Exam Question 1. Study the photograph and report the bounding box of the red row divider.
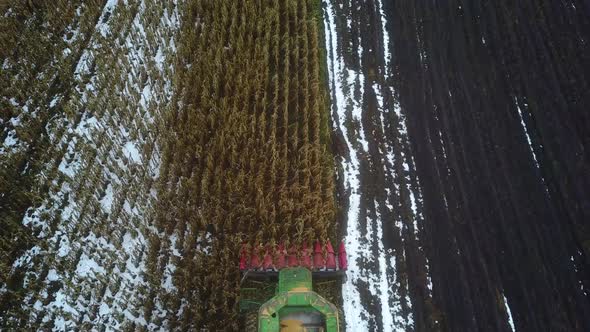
[239,241,347,272]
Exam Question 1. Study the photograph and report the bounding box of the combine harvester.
[239,241,347,331]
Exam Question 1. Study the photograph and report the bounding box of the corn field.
[0,0,336,330]
[158,0,336,328]
[5,0,589,330]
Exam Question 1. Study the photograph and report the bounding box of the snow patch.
[100,182,114,212]
[47,269,60,282]
[124,141,142,164]
[503,294,516,331]
[76,253,106,277]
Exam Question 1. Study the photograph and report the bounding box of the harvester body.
[240,241,347,331]
[257,267,339,332]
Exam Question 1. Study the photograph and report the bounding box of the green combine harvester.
[257,267,339,331]
[239,241,347,331]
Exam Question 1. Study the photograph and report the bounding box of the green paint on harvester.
[257,267,339,331]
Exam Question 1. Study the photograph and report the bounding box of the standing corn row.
[148,0,336,329]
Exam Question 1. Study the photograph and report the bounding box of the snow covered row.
[323,0,429,330]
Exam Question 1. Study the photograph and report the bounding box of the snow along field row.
[323,0,431,330]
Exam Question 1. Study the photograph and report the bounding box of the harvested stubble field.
[1,0,337,330]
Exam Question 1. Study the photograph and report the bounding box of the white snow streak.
[324,1,367,329]
[514,98,539,167]
[514,97,549,194]
[503,294,516,331]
